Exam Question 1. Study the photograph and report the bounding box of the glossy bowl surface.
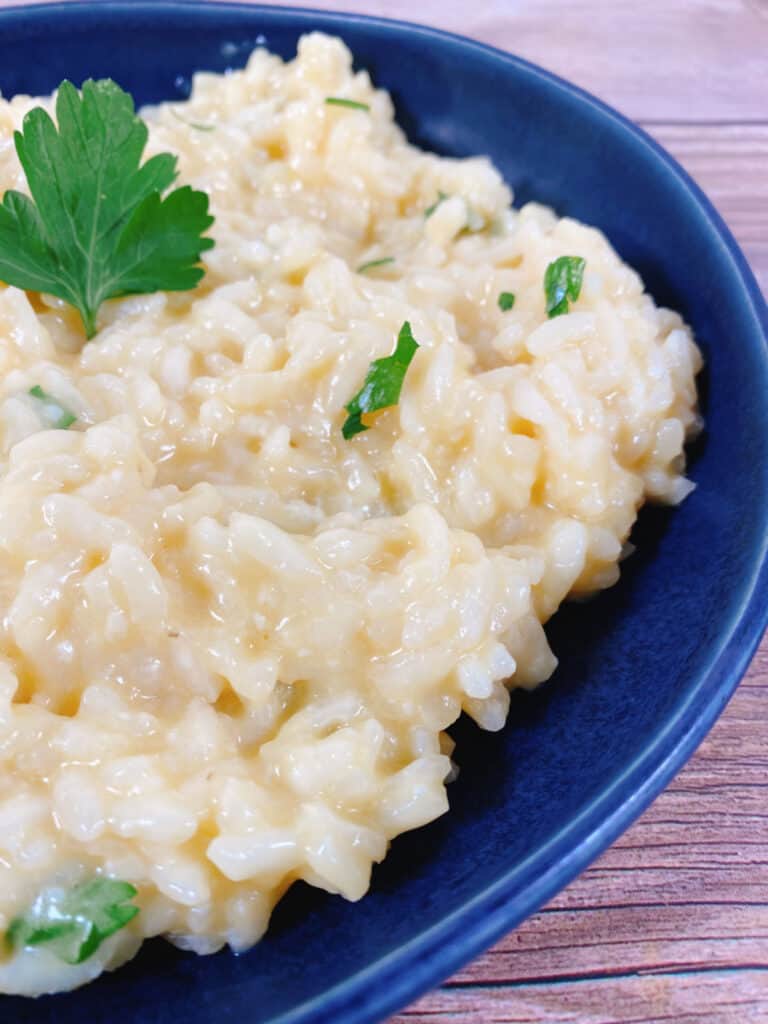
[2,4,767,1023]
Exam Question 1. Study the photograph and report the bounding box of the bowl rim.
[2,3,768,1023]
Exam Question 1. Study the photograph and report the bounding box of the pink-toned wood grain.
[389,671,768,1022]
[7,1,768,1021]
[259,0,768,122]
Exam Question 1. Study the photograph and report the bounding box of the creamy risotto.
[0,34,701,995]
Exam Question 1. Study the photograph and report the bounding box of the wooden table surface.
[258,2,768,1021]
[9,1,768,1021]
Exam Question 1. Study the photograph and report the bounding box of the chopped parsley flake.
[170,108,216,132]
[544,256,586,318]
[357,257,395,274]
[28,385,77,429]
[424,191,449,218]
[325,97,370,111]
[342,321,419,439]
[6,878,139,965]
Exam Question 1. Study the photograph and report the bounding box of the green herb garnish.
[544,256,586,318]
[170,108,216,132]
[325,97,370,111]
[357,257,395,274]
[498,291,516,311]
[424,191,449,218]
[342,321,419,439]
[0,78,215,339]
[28,384,77,429]
[6,878,139,965]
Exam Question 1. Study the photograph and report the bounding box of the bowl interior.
[2,5,768,1024]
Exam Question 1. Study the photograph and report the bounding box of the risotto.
[0,34,701,995]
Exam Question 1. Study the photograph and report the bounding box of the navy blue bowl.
[3,3,768,1023]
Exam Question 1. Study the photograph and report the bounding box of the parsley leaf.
[325,97,370,111]
[544,256,586,318]
[498,291,516,311]
[342,321,419,439]
[29,384,76,429]
[357,257,395,274]
[424,191,449,218]
[6,878,139,965]
[0,78,214,339]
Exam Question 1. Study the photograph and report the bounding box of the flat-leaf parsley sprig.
[342,321,419,439]
[0,78,214,339]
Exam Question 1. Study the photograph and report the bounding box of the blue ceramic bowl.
[2,4,768,1023]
